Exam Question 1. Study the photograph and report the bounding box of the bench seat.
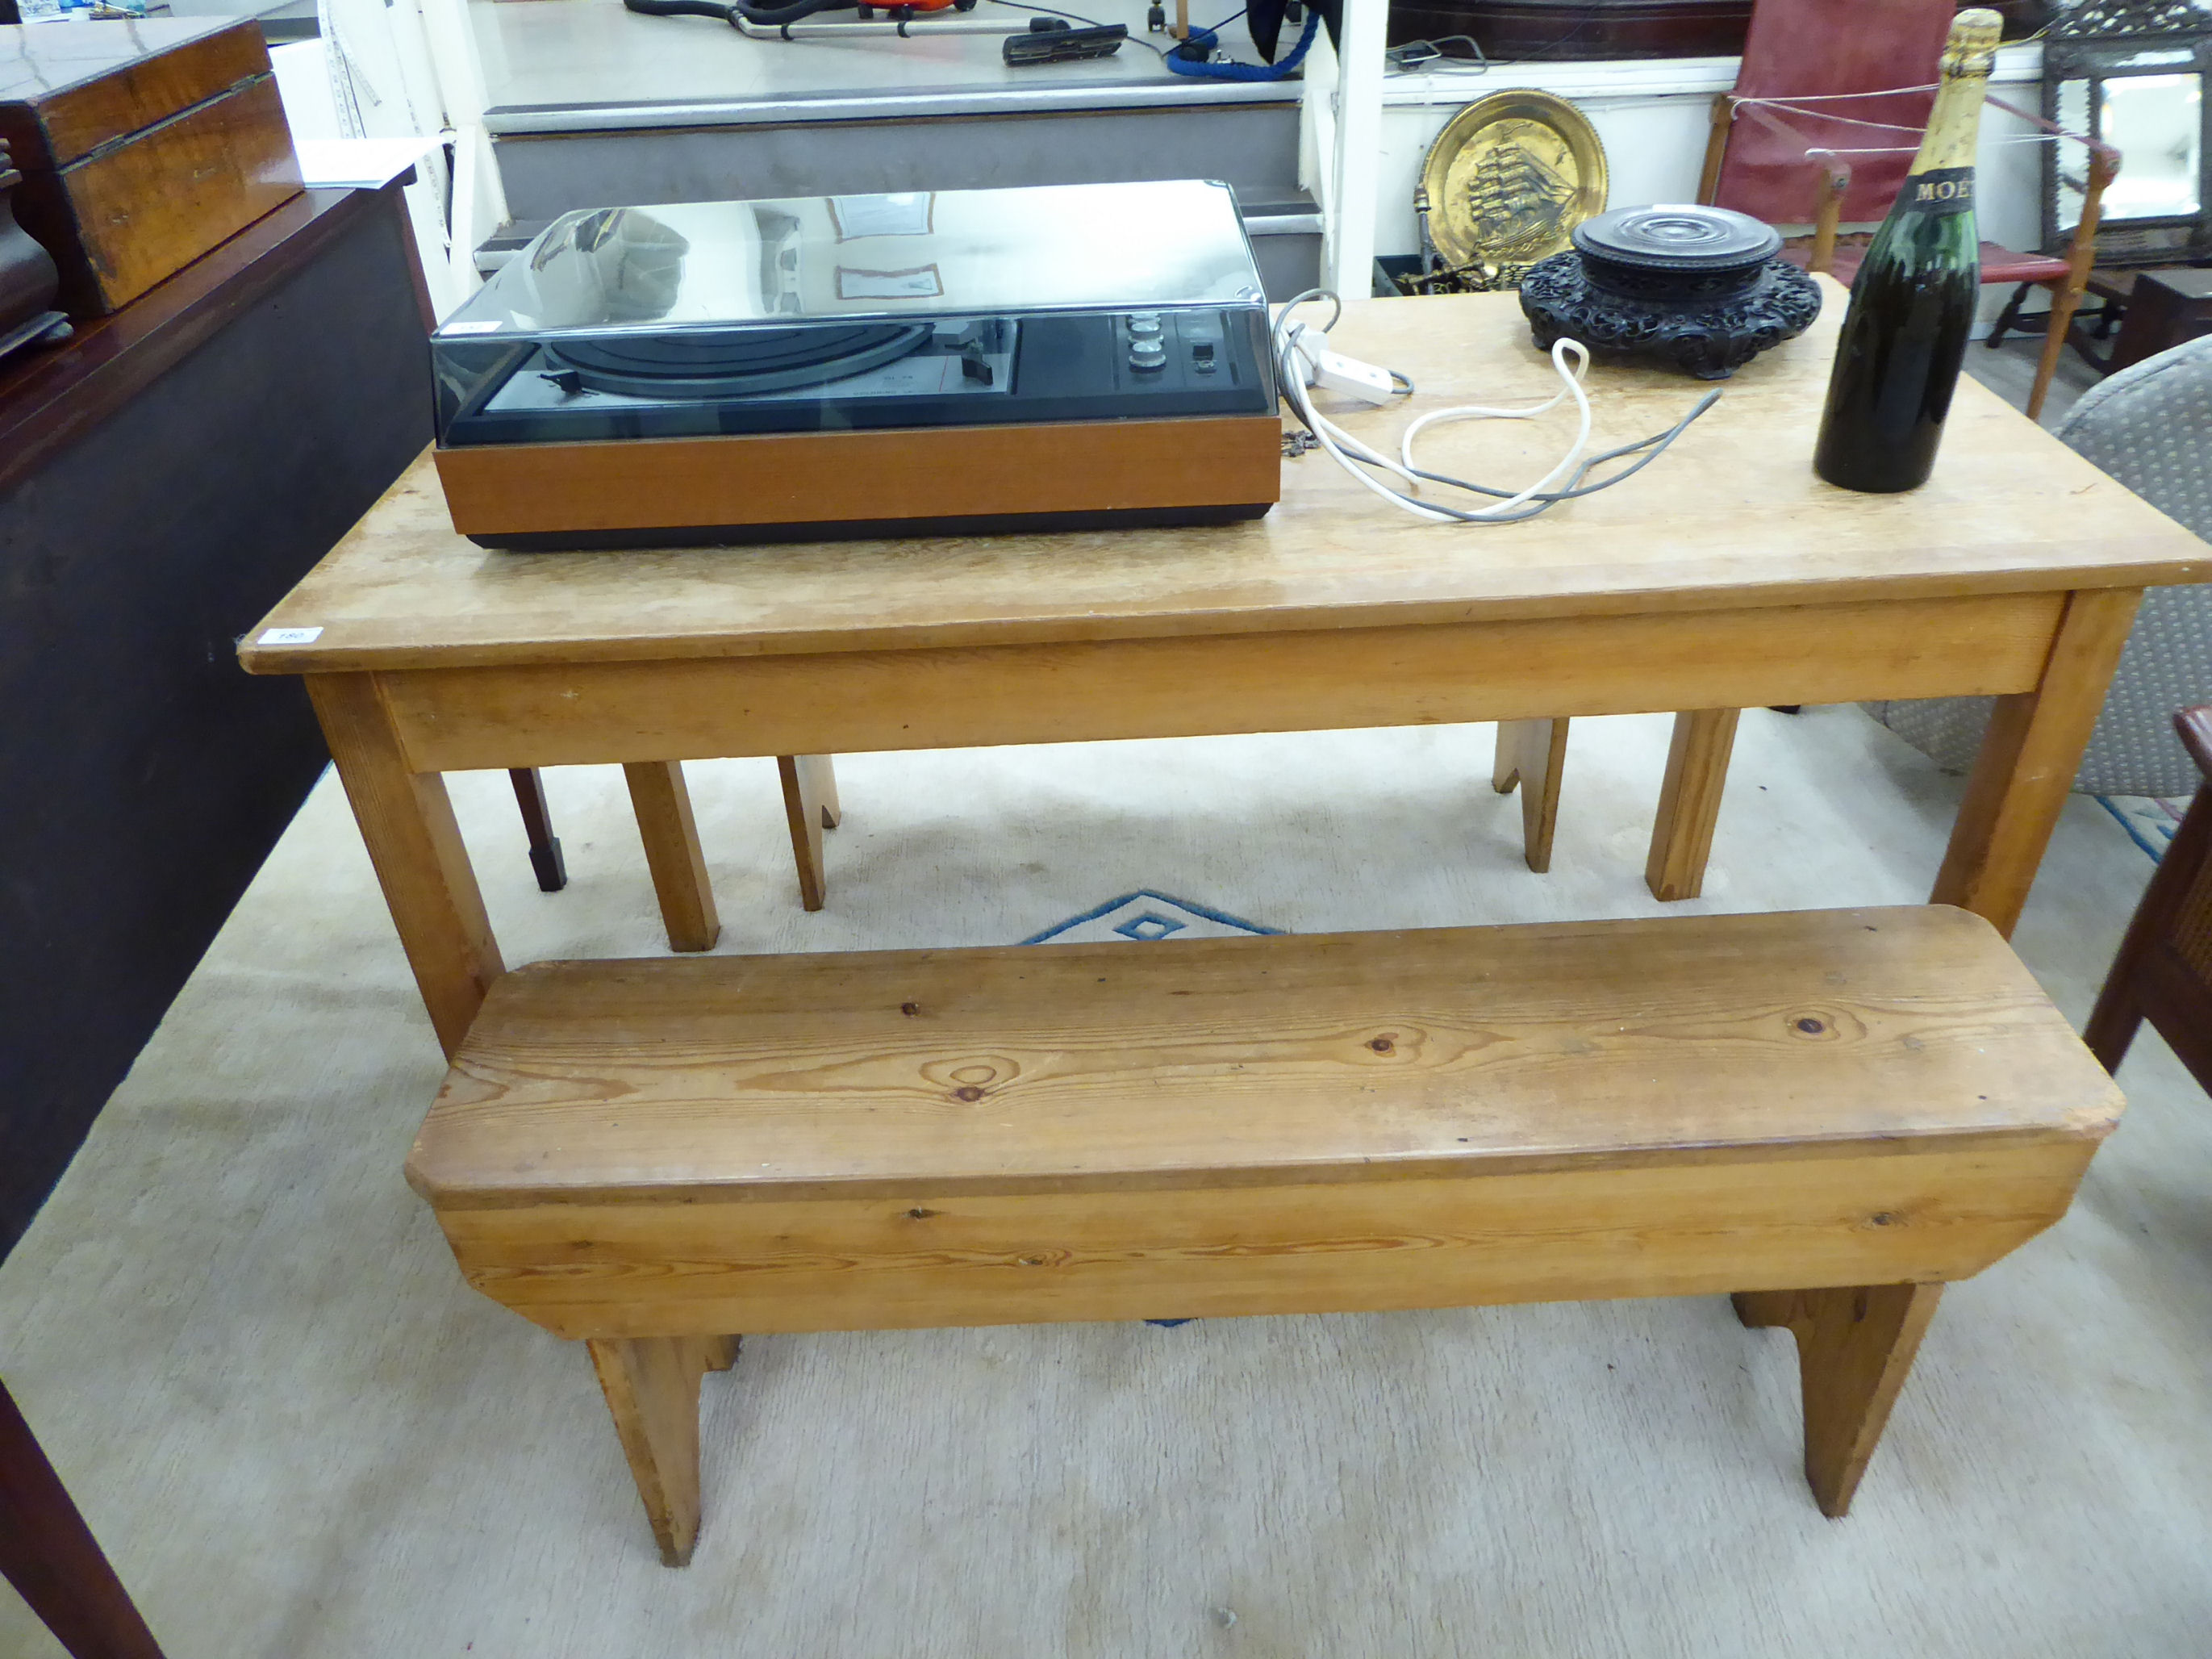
[407,905,2121,1565]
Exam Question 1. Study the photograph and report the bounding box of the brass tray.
[1416,90,1609,288]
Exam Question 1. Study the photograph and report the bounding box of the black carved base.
[1519,252,1823,380]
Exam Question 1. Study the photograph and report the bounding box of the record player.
[429,180,1282,549]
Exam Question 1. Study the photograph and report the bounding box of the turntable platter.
[547,322,933,399]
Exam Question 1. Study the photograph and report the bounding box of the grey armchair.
[1868,334,2212,798]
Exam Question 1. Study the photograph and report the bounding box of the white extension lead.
[1273,290,1722,526]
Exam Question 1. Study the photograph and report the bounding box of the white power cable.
[1271,289,1722,525]
[1283,291,1610,526]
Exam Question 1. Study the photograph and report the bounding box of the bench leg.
[1491,718,1570,873]
[778,755,838,912]
[586,1335,739,1568]
[1646,708,1739,902]
[1734,1283,1942,1518]
[624,762,721,953]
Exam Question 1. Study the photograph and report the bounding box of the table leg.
[778,755,835,912]
[308,675,503,1059]
[1931,588,2143,937]
[624,762,721,953]
[1646,708,1740,902]
[1491,718,1570,874]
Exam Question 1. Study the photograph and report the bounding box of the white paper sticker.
[836,264,944,301]
[443,320,503,335]
[257,626,323,645]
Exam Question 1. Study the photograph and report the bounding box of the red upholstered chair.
[1696,0,2119,422]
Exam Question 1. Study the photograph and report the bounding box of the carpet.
[2101,793,2195,863]
[4,708,2210,1659]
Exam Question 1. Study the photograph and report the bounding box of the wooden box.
[0,19,302,316]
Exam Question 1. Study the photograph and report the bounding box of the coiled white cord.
[1273,289,1719,525]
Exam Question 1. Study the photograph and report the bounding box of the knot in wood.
[952,1085,985,1102]
[1369,1035,1396,1054]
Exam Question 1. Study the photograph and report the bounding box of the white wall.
[1374,44,2051,268]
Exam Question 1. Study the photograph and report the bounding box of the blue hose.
[1165,4,1317,78]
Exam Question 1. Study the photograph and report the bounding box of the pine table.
[240,282,2208,1057]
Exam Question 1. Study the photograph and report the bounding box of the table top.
[241,282,2209,678]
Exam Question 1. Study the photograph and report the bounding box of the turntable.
[429,180,1282,549]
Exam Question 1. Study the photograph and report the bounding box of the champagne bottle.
[1812,8,1999,493]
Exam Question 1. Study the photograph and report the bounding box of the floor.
[3,701,2209,1659]
[1967,327,2105,427]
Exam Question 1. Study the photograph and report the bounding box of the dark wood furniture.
[0,178,433,1256]
[0,136,65,361]
[2039,5,2212,271]
[0,20,302,317]
[2087,267,2212,375]
[2085,707,2212,1091]
[1,1377,166,1659]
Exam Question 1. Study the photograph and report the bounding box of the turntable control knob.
[1127,313,1163,339]
[1129,338,1167,371]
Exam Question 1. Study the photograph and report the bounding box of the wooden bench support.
[586,1335,738,1567]
[409,907,2119,1561]
[1491,718,1570,872]
[1734,1281,1943,1517]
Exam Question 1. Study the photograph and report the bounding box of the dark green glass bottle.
[1812,8,1999,493]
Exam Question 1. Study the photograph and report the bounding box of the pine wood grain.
[1646,707,1742,902]
[240,284,2206,679]
[1932,587,2145,935]
[306,675,500,1059]
[1491,717,1570,872]
[621,762,718,953]
[439,1143,2092,1341]
[366,592,2066,774]
[408,906,2117,1209]
[1734,1283,1944,1517]
[586,1335,733,1567]
[413,906,2120,1552]
[775,756,831,913]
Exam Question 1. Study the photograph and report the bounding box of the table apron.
[371,591,2068,773]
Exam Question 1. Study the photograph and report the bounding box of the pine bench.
[406,906,2122,1565]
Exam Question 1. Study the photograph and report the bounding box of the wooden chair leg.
[1984,281,2034,352]
[0,1377,169,1659]
[1732,1282,1943,1518]
[586,1335,738,1568]
[507,767,567,893]
[2084,776,2212,1072]
[1646,708,1740,902]
[777,755,835,912]
[2027,277,2085,423]
[623,762,720,952]
[1491,718,1570,873]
